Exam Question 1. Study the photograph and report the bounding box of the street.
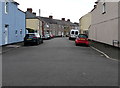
[2,38,118,86]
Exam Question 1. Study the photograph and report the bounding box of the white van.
[69,29,79,40]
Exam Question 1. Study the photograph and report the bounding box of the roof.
[38,17,57,24]
[26,11,37,19]
[25,12,77,27]
[39,16,77,26]
[8,0,19,5]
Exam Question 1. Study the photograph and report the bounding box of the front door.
[5,25,8,44]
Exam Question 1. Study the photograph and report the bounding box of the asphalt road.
[2,38,118,86]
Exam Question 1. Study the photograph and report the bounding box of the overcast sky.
[15,0,97,23]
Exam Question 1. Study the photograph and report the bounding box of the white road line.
[91,46,119,62]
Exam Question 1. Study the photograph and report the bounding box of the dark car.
[24,33,43,45]
[75,34,89,46]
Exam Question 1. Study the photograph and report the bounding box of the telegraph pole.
[39,9,42,36]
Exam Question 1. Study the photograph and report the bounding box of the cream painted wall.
[26,19,42,31]
[26,19,42,35]
[80,13,91,34]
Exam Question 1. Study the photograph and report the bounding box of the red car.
[75,34,89,46]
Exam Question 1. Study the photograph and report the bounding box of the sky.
[15,0,97,23]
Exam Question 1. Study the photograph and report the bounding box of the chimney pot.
[33,12,36,16]
[62,18,65,21]
[27,8,32,13]
[49,15,53,19]
[67,19,70,22]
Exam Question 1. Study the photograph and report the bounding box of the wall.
[0,2,2,46]
[2,2,25,45]
[89,2,119,46]
[80,13,91,34]
[0,2,2,87]
[26,19,42,34]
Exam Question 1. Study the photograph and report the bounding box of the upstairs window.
[5,1,8,14]
[102,2,106,14]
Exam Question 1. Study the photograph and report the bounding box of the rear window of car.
[78,34,88,38]
[26,34,35,38]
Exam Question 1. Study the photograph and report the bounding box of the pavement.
[0,42,23,54]
[2,38,118,86]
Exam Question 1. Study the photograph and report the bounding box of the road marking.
[91,46,119,62]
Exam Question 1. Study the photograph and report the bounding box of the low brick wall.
[89,40,120,60]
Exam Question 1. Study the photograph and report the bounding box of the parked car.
[43,34,51,40]
[24,33,43,45]
[75,34,89,46]
[69,29,79,40]
[50,34,54,38]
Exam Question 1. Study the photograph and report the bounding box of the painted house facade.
[89,0,120,47]
[0,0,25,46]
[79,12,91,35]
[26,8,43,36]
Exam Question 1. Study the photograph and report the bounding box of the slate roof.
[38,16,57,24]
[26,11,77,27]
[37,16,76,26]
[26,11,37,19]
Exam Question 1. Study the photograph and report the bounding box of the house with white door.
[0,0,25,46]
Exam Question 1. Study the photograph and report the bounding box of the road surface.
[2,38,118,86]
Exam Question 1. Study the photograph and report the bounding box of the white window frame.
[5,1,8,14]
[20,29,22,34]
[102,2,106,14]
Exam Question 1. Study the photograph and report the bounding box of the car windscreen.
[78,35,88,38]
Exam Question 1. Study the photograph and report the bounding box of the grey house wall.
[89,2,119,47]
[89,1,120,60]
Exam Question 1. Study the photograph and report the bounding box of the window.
[78,34,88,38]
[5,1,8,14]
[20,29,22,34]
[102,2,106,14]
[15,30,18,35]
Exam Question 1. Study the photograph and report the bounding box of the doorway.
[4,25,9,44]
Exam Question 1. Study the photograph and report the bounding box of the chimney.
[33,12,36,16]
[67,19,70,22]
[62,18,65,21]
[94,5,97,8]
[49,15,53,19]
[27,8,32,13]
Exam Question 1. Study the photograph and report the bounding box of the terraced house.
[26,8,43,36]
[0,0,25,46]
[89,0,120,47]
[88,0,120,59]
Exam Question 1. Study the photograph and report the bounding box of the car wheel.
[69,37,71,40]
[24,42,27,46]
[86,44,89,47]
[75,43,78,46]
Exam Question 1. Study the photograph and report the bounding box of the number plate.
[80,39,85,40]
[27,39,32,40]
